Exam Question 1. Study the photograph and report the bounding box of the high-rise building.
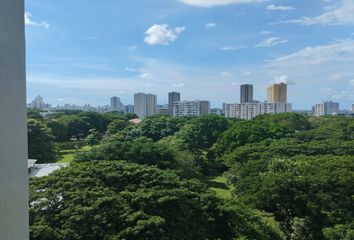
[352,104,354,113]
[134,93,157,118]
[173,100,211,117]
[313,101,339,117]
[110,96,123,112]
[124,105,135,114]
[240,84,253,103]
[200,101,211,115]
[267,83,287,103]
[30,95,49,110]
[168,92,181,115]
[211,108,223,115]
[158,104,169,115]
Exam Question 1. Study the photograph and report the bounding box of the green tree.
[46,120,70,142]
[59,116,93,140]
[30,161,280,240]
[231,156,354,239]
[177,115,230,151]
[85,129,100,146]
[138,115,187,141]
[28,119,57,163]
[27,108,44,121]
[107,119,129,135]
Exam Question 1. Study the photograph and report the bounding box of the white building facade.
[313,101,339,117]
[110,96,123,112]
[134,93,157,118]
[224,102,292,120]
[173,100,211,117]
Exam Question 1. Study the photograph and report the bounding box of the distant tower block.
[240,84,253,103]
[267,82,287,103]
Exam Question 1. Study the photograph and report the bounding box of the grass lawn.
[207,175,234,200]
[57,145,92,163]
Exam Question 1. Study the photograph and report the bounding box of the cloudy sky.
[26,0,354,109]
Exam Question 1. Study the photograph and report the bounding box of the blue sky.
[26,0,354,109]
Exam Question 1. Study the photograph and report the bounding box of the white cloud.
[269,40,354,67]
[140,73,154,79]
[125,67,138,72]
[144,24,185,45]
[256,37,288,48]
[179,0,263,7]
[172,83,185,88]
[220,47,238,51]
[25,12,49,29]
[242,71,251,76]
[205,22,216,28]
[220,72,234,77]
[265,40,354,103]
[274,0,354,25]
[266,5,295,11]
[274,74,288,83]
[128,46,137,51]
[220,46,247,51]
[321,87,337,95]
[259,31,271,35]
[350,79,354,87]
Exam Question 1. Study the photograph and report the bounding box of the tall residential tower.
[110,96,123,112]
[267,83,287,103]
[240,84,253,103]
[168,92,181,115]
[134,93,157,118]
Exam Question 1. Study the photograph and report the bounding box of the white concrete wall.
[0,0,29,239]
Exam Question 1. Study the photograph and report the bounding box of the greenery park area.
[27,109,354,239]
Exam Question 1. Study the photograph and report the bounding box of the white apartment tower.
[110,96,123,112]
[313,101,339,117]
[30,95,48,110]
[224,102,292,120]
[134,93,157,118]
[173,100,211,117]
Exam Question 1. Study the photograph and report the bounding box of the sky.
[25,0,354,109]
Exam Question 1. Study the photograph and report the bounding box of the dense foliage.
[30,161,279,240]
[28,119,57,163]
[28,110,354,239]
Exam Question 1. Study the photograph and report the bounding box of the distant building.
[124,105,135,114]
[211,108,223,115]
[240,84,253,103]
[313,101,339,117]
[200,101,211,115]
[110,96,123,112]
[224,102,292,120]
[134,93,157,118]
[267,83,287,103]
[158,104,169,115]
[83,104,96,112]
[352,104,354,113]
[173,100,211,117]
[97,105,110,113]
[168,92,181,115]
[30,95,50,110]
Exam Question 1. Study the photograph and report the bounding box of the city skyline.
[25,0,354,109]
